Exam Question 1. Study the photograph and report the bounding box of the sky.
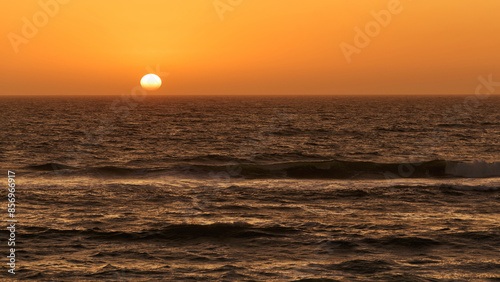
[1,0,499,95]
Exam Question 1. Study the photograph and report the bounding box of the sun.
[140,74,162,91]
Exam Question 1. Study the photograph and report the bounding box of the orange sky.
[1,0,499,95]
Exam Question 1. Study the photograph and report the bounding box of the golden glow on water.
[6,95,500,280]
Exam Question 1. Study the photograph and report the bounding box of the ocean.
[1,95,499,281]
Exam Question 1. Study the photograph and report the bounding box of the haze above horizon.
[1,0,499,96]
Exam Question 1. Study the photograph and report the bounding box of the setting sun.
[140,74,162,91]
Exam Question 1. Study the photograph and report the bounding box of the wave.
[183,160,500,179]
[27,163,76,171]
[24,160,500,179]
[438,184,500,192]
[362,236,441,249]
[444,160,500,178]
[327,259,393,274]
[19,223,298,241]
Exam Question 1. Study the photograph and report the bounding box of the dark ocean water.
[1,95,499,281]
